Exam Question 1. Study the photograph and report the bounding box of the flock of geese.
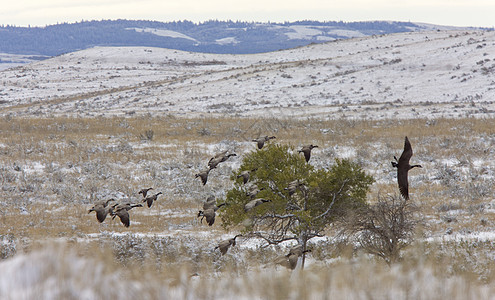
[88,135,421,269]
[88,187,163,227]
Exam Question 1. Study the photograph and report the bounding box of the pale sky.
[1,0,494,28]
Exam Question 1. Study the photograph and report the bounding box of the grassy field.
[1,115,494,298]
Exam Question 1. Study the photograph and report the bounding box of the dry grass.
[1,115,495,298]
[1,243,493,299]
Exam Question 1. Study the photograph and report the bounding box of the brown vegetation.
[0,115,494,297]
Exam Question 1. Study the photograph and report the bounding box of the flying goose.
[198,208,216,226]
[252,136,276,149]
[391,136,422,200]
[142,192,163,208]
[237,168,258,185]
[138,187,153,198]
[298,145,318,162]
[244,198,271,212]
[284,179,306,196]
[198,201,226,226]
[201,195,218,211]
[88,198,115,223]
[215,234,242,255]
[195,169,210,185]
[111,202,143,227]
[275,246,312,270]
[246,185,264,199]
[208,152,237,169]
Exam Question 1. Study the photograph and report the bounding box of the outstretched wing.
[397,168,409,200]
[205,210,216,226]
[95,208,108,223]
[288,254,299,270]
[116,210,130,227]
[196,171,208,185]
[303,149,311,162]
[398,136,413,164]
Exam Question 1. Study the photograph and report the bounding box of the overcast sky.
[1,0,494,28]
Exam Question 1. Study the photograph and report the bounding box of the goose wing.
[115,209,130,227]
[196,170,209,185]
[302,148,311,162]
[208,156,222,169]
[217,240,231,255]
[204,209,216,226]
[254,138,264,149]
[95,207,109,223]
[146,196,154,208]
[398,137,413,165]
[238,171,250,184]
[288,253,299,270]
[397,167,409,200]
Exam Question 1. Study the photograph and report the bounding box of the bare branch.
[315,178,350,220]
[247,231,298,246]
[260,213,297,220]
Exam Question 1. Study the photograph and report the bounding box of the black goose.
[138,187,153,198]
[298,145,318,162]
[215,234,242,255]
[208,151,237,169]
[391,136,422,200]
[252,136,276,149]
[195,169,210,185]
[143,192,163,208]
[111,202,143,227]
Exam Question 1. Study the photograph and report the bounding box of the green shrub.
[220,144,374,250]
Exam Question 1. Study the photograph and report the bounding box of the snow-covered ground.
[1,29,495,119]
[1,29,495,298]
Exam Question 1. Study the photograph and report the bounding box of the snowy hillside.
[0,19,464,58]
[1,29,495,119]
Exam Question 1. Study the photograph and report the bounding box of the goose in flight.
[298,144,318,162]
[391,136,422,200]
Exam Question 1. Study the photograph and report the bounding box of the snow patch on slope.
[216,37,239,45]
[128,27,198,42]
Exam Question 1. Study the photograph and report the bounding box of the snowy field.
[1,30,495,299]
[1,29,495,119]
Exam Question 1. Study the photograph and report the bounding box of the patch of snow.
[316,36,336,41]
[216,37,239,45]
[127,27,198,42]
[328,29,366,38]
[285,25,324,39]
[334,146,356,159]
[426,231,495,243]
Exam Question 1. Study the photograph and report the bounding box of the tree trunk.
[300,231,308,269]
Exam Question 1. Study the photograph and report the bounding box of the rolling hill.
[1,29,494,120]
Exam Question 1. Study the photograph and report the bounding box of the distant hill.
[2,29,494,120]
[0,19,476,58]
